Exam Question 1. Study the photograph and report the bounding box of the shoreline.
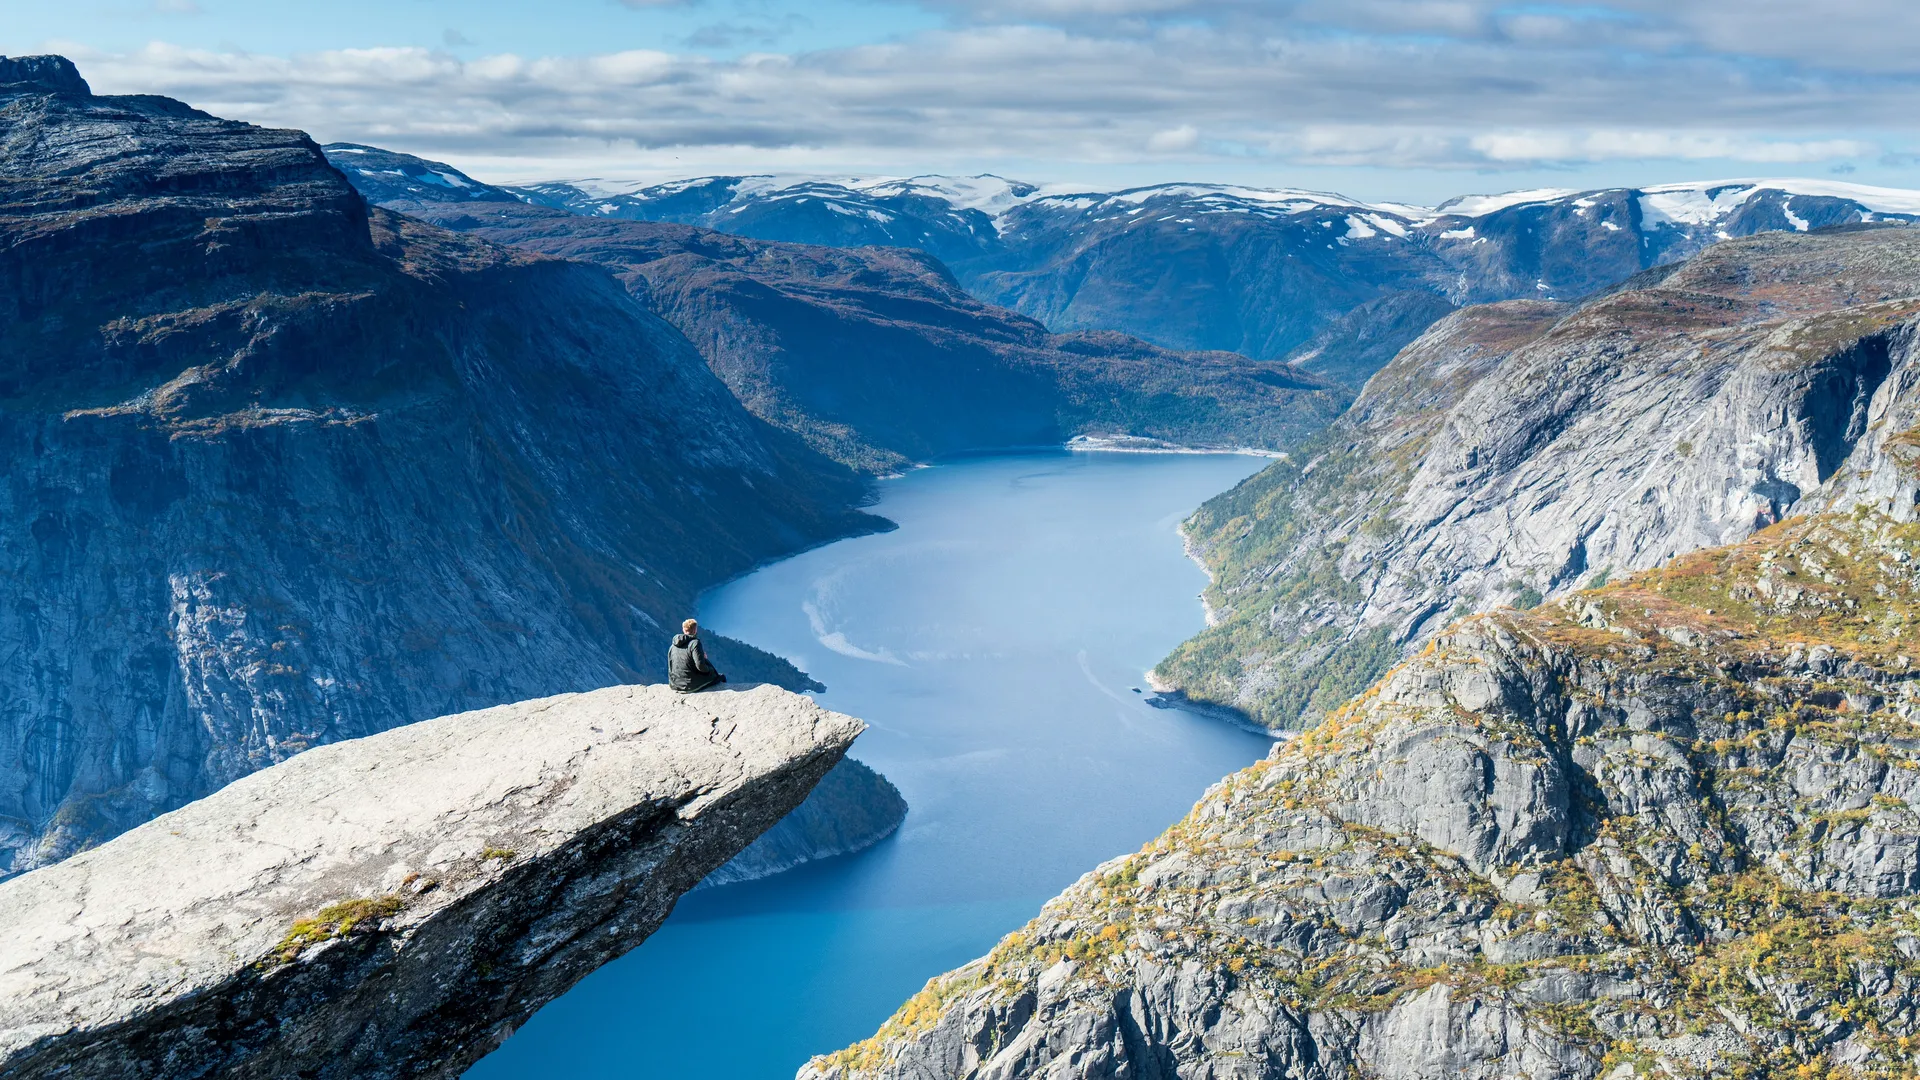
[1139,459,1271,736]
[1066,434,1287,458]
[1139,677,1283,738]
[1181,526,1222,628]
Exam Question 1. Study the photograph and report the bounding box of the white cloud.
[1147,124,1200,152]
[1468,132,1877,165]
[60,3,1920,181]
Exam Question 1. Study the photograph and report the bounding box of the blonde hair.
[682,619,699,634]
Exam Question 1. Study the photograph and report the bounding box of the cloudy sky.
[5,0,1917,203]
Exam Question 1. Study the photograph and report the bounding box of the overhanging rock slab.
[0,683,863,1080]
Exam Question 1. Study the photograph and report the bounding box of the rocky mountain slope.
[975,180,1920,372]
[1157,223,1920,731]
[0,56,885,877]
[326,146,1347,473]
[487,168,1920,388]
[807,506,1920,1080]
[403,201,1342,472]
[1,683,863,1080]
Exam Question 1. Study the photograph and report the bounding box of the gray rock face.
[700,756,907,889]
[0,60,877,875]
[0,55,89,95]
[0,683,864,1080]
[1160,225,1920,730]
[807,511,1920,1078]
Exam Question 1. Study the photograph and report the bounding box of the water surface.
[468,450,1272,1079]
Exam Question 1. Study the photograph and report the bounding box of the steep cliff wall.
[0,58,879,876]
[1159,224,1920,730]
[0,683,864,1080]
[809,509,1920,1079]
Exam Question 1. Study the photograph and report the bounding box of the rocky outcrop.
[1159,224,1920,730]
[0,59,879,875]
[0,683,863,1080]
[700,756,907,889]
[322,145,1348,475]
[807,510,1920,1079]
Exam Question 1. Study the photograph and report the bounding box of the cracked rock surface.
[0,683,863,1080]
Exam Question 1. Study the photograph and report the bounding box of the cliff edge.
[0,57,876,875]
[0,683,863,1080]
[701,756,908,889]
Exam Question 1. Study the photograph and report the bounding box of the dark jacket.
[668,633,723,692]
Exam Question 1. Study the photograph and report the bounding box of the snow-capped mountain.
[322,143,520,205]
[973,177,1920,375]
[503,173,1044,265]
[320,144,1920,389]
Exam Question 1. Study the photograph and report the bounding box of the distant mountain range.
[326,145,1349,473]
[326,144,1920,390]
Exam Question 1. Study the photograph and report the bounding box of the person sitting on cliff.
[668,619,727,693]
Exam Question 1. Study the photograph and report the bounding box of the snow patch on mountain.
[1434,188,1582,216]
[1089,184,1437,224]
[851,174,1043,215]
[1635,178,1920,225]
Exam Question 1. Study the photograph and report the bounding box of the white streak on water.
[803,599,907,666]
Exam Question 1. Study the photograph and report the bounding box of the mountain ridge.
[363,151,1919,388]
[327,143,1350,474]
[805,503,1920,1079]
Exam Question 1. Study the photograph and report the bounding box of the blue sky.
[7,0,1920,204]
[1,1,935,61]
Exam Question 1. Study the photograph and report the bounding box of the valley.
[465,450,1275,1079]
[326,145,1351,474]
[0,56,884,879]
[7,32,1920,1080]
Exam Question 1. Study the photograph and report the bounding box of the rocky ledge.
[0,683,863,1080]
[809,508,1920,1078]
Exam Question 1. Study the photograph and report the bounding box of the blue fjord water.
[466,449,1274,1079]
